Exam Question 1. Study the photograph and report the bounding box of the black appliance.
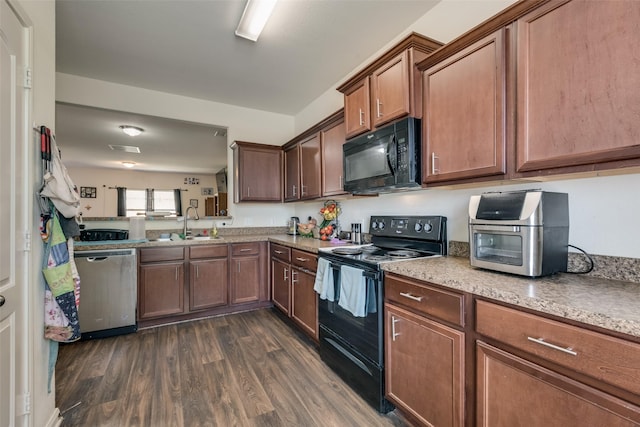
[317,215,447,413]
[343,117,421,194]
[80,228,129,241]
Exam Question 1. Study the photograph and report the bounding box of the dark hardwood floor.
[56,308,408,426]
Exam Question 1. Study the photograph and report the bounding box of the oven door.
[317,255,384,365]
[469,224,542,276]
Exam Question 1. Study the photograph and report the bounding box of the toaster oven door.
[469,224,543,276]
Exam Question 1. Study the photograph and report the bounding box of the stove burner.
[387,250,421,259]
[363,254,392,262]
[331,247,364,255]
[361,246,380,253]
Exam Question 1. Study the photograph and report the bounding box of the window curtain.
[116,187,126,217]
[174,189,183,216]
[146,189,154,213]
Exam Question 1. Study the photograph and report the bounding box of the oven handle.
[324,337,372,375]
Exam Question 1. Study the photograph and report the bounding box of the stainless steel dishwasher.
[74,248,137,339]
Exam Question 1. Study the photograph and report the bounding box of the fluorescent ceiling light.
[122,161,136,168]
[119,125,144,137]
[235,0,277,42]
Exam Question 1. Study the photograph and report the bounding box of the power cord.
[567,244,594,274]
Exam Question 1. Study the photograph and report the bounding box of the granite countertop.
[73,234,352,252]
[382,256,640,339]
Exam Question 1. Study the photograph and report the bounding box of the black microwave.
[343,117,421,194]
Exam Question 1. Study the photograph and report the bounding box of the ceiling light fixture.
[119,125,144,137]
[235,0,277,42]
[122,161,136,168]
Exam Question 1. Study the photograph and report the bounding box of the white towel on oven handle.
[338,265,367,317]
[314,258,335,301]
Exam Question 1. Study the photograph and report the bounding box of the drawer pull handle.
[399,292,423,302]
[274,250,283,254]
[239,248,252,252]
[391,316,400,341]
[527,337,577,356]
[295,257,309,262]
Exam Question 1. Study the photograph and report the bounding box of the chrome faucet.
[184,206,199,238]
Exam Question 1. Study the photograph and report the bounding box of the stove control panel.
[369,215,446,240]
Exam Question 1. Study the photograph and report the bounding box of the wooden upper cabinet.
[321,118,347,196]
[338,33,442,139]
[299,134,321,199]
[422,28,507,184]
[344,78,371,139]
[372,51,410,128]
[516,0,640,173]
[284,144,300,201]
[232,141,282,203]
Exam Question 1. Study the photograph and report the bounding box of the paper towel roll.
[129,217,146,240]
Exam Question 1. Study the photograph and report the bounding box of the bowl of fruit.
[318,201,339,240]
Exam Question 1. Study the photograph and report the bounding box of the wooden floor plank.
[56,308,408,427]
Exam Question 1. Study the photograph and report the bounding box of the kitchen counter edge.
[382,256,640,339]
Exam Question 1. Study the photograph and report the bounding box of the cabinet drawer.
[291,249,317,272]
[189,244,228,259]
[270,243,291,262]
[476,300,640,396]
[139,246,185,263]
[385,274,464,327]
[231,242,260,256]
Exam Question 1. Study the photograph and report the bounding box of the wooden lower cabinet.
[385,303,465,427]
[230,242,268,305]
[271,258,290,315]
[138,261,185,319]
[291,266,317,339]
[476,341,640,426]
[189,245,228,311]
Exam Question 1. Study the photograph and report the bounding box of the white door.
[0,1,29,426]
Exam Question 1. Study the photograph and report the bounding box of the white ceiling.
[55,0,441,173]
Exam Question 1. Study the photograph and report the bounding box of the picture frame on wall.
[80,186,97,198]
[190,199,198,208]
[201,187,214,196]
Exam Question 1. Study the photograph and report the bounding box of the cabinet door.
[235,142,282,202]
[291,267,318,340]
[284,144,300,201]
[385,303,464,427]
[423,29,507,184]
[271,258,290,315]
[321,119,347,196]
[230,256,261,305]
[138,262,185,319]
[372,51,410,128]
[476,341,640,426]
[300,134,321,199]
[516,0,640,173]
[344,77,371,139]
[189,258,228,311]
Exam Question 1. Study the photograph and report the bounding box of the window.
[125,189,178,217]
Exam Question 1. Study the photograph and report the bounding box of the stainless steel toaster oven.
[468,190,569,277]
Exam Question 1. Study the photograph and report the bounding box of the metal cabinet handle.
[339,176,343,188]
[196,265,199,279]
[295,257,309,262]
[391,316,400,341]
[292,184,296,197]
[431,152,439,175]
[399,292,423,302]
[175,266,179,281]
[284,268,288,281]
[0,295,5,307]
[359,108,364,126]
[291,270,298,284]
[376,99,382,117]
[237,261,241,273]
[527,337,577,356]
[239,248,252,252]
[274,250,284,254]
[246,186,251,197]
